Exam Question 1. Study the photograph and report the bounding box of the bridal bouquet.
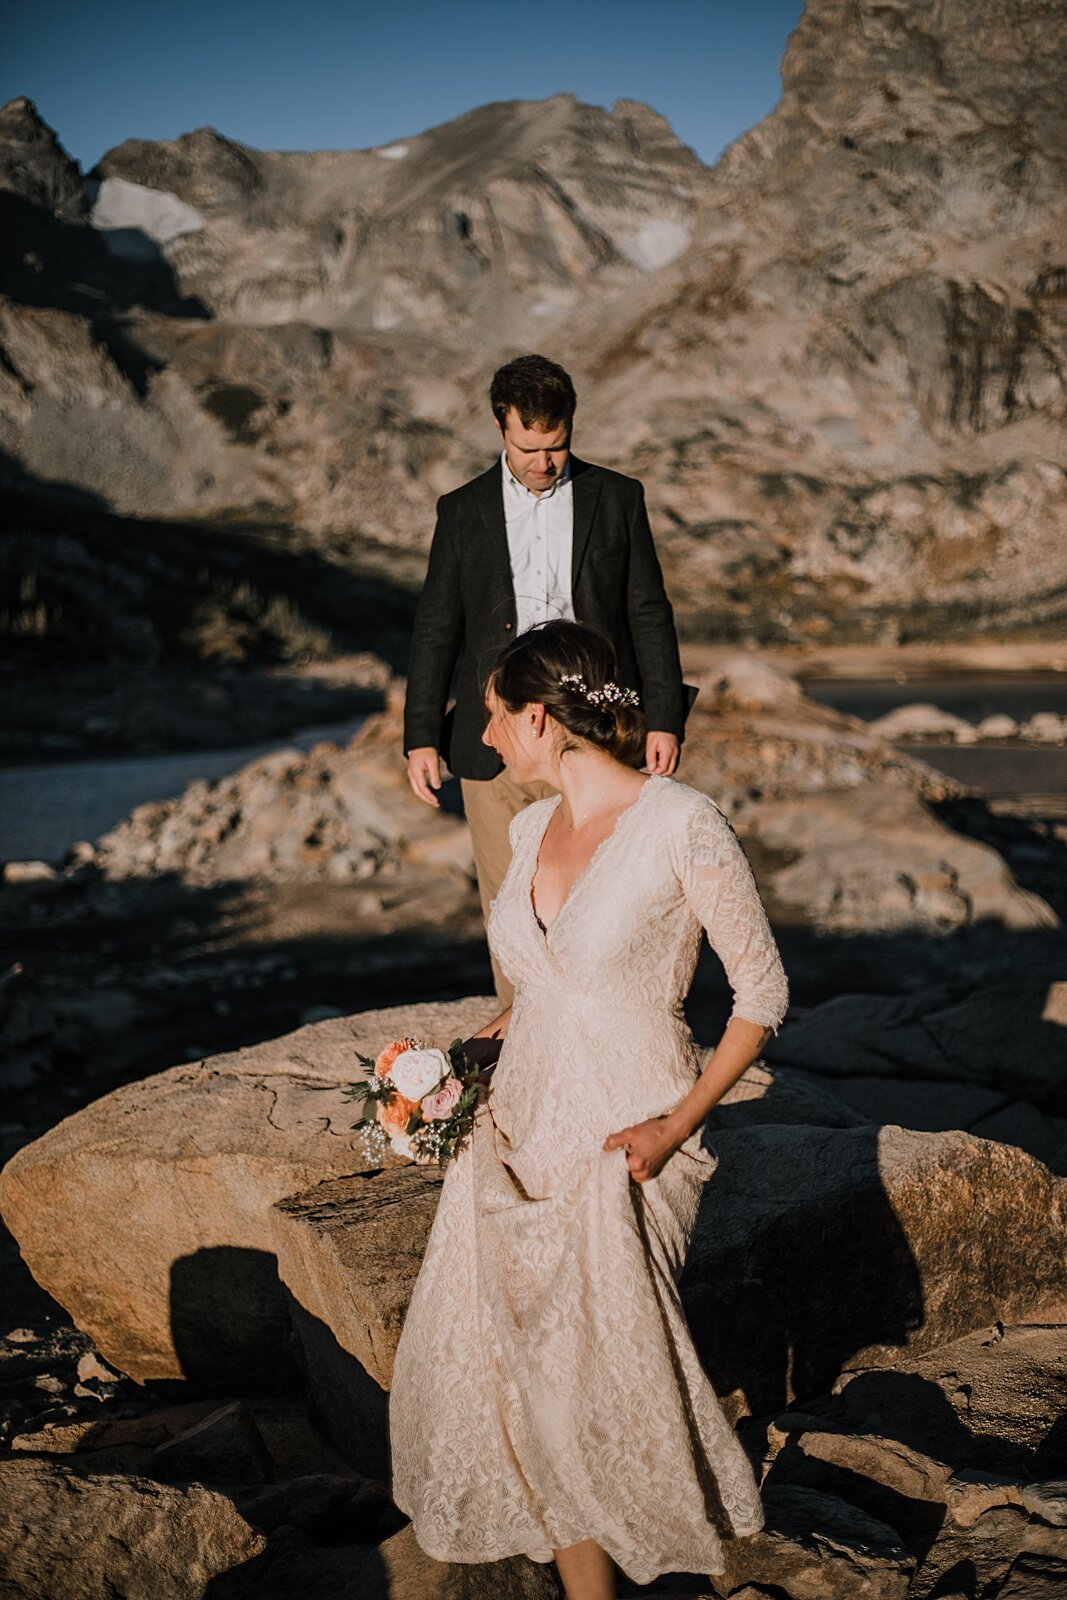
[345,1036,498,1165]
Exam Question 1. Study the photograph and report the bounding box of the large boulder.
[272,1165,443,1473]
[0,997,491,1385]
[766,982,1067,1111]
[269,1122,1067,1474]
[0,1458,265,1600]
[683,1126,1067,1420]
[754,783,1056,934]
[714,1484,914,1599]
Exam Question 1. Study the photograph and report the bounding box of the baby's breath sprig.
[559,671,640,709]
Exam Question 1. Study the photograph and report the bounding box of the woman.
[390,620,788,1600]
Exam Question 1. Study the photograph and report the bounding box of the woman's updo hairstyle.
[487,619,646,768]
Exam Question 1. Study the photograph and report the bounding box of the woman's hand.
[603,1113,687,1184]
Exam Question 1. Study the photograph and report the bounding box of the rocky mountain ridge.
[1,0,1065,652]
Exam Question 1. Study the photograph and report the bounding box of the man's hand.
[603,1113,686,1184]
[645,731,680,776]
[407,747,443,806]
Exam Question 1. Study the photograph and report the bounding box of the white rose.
[389,1131,414,1159]
[390,1046,449,1101]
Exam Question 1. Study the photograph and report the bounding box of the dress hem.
[396,1506,764,1584]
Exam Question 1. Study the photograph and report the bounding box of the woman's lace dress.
[389,774,789,1583]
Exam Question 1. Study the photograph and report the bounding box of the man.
[404,353,688,1004]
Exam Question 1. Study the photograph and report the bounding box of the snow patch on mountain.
[617,217,691,271]
[87,176,204,257]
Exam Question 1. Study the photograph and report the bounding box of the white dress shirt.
[500,449,575,636]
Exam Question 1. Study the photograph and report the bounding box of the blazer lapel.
[474,462,517,630]
[570,457,602,591]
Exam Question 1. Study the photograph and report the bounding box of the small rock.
[868,703,978,742]
[977,713,1018,740]
[706,655,804,712]
[1022,712,1067,744]
[77,1350,120,1385]
[145,1401,274,1486]
[65,840,98,869]
[33,1372,68,1395]
[2,859,58,884]
[73,1381,122,1401]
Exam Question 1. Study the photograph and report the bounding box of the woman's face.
[482,680,538,775]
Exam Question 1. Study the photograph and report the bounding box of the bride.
[389,619,788,1600]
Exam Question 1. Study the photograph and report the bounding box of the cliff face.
[1,0,1065,644]
[571,0,1067,638]
[94,95,710,336]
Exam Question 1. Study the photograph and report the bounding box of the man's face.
[497,406,571,494]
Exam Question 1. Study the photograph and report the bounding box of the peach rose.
[375,1037,423,1078]
[377,1091,418,1135]
[421,1075,463,1121]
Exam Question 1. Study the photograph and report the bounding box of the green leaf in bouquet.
[447,1038,467,1073]
[356,1074,394,1106]
[453,1083,480,1119]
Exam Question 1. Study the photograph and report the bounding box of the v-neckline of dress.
[529,775,660,942]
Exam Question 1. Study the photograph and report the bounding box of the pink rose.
[421,1075,463,1121]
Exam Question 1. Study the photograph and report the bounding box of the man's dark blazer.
[402,455,688,782]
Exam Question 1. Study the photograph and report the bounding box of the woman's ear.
[528,701,547,737]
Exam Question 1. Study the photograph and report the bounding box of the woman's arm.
[605,793,788,1183]
[604,1016,768,1181]
[462,1004,512,1067]
[469,1005,511,1040]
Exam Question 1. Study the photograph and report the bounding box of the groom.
[403,353,688,1004]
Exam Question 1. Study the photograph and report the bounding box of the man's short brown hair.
[489,354,577,432]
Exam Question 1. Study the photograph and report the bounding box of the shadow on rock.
[0,189,210,319]
[688,1126,923,1418]
[164,1247,305,1398]
[0,480,417,675]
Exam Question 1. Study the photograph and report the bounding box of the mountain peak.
[0,95,86,219]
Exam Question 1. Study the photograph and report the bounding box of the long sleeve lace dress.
[389,774,789,1583]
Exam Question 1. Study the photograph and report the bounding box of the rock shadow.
[0,189,210,319]
[683,1125,925,1419]
[162,1246,304,1398]
[280,1287,391,1480]
[0,479,417,676]
[164,1250,394,1481]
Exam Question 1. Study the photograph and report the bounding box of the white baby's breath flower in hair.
[558,671,640,709]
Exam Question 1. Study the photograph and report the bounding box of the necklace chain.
[563,771,621,831]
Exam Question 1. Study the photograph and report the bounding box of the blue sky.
[2,0,803,172]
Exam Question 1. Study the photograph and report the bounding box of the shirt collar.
[501,448,572,500]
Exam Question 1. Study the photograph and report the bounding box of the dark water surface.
[806,673,1067,724]
[807,674,1067,801]
[0,715,368,864]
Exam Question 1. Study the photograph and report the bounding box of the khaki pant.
[461,768,559,1007]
